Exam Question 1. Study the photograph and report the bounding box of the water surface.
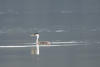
[0,44,100,67]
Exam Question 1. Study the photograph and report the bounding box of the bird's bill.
[30,34,35,37]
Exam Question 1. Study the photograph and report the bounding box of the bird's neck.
[36,36,39,44]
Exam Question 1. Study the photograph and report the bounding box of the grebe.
[30,33,51,55]
[31,33,40,55]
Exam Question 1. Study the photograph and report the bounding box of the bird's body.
[39,41,51,45]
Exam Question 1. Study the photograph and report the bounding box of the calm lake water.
[0,44,100,67]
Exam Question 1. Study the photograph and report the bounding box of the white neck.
[36,34,39,39]
[36,34,39,55]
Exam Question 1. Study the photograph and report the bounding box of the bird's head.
[30,33,39,38]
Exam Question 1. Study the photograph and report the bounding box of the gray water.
[0,0,100,67]
[0,44,100,67]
